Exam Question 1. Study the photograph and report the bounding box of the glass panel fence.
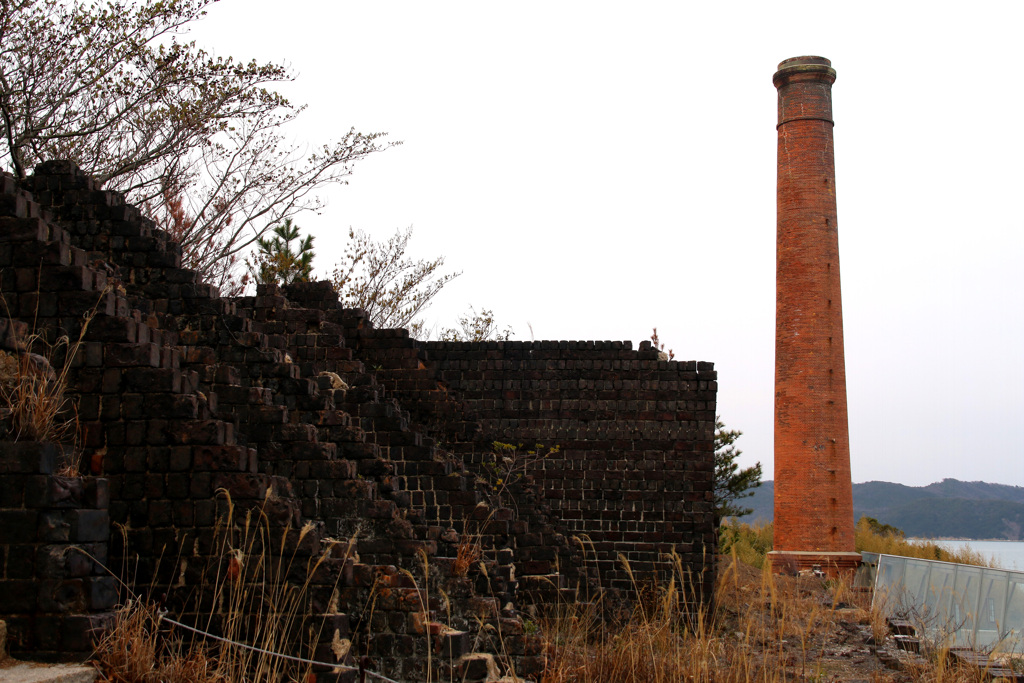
[1006,573,1024,646]
[976,569,1007,648]
[873,555,1024,651]
[875,553,906,612]
[951,565,981,647]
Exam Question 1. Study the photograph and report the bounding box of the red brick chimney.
[769,56,860,574]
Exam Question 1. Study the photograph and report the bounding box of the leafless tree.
[330,227,460,338]
[439,306,513,342]
[0,0,393,290]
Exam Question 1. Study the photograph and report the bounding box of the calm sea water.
[910,539,1024,571]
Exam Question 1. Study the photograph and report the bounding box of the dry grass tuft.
[0,332,81,445]
[452,528,484,578]
[540,551,785,682]
[902,647,991,683]
[538,546,996,683]
[0,288,107,473]
[92,489,354,682]
[92,599,226,683]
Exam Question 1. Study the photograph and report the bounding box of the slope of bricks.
[0,161,717,681]
[2,163,534,681]
[339,321,604,607]
[343,321,717,599]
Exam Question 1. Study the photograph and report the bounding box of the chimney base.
[767,550,862,577]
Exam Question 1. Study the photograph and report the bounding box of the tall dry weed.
[0,329,84,445]
[902,647,990,683]
[540,549,926,683]
[93,489,354,682]
[0,287,106,472]
[541,551,771,683]
[92,598,226,683]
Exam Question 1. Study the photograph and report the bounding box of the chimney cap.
[774,56,836,87]
[777,56,831,69]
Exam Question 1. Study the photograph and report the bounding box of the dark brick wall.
[0,161,718,677]
[420,341,718,595]
[0,442,113,660]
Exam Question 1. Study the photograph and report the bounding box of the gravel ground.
[714,558,1020,683]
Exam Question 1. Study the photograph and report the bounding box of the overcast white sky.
[188,1,1024,488]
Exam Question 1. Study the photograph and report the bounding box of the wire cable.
[159,614,402,683]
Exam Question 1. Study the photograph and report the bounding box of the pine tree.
[714,417,763,521]
[250,219,316,286]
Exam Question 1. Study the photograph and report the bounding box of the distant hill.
[736,479,1024,540]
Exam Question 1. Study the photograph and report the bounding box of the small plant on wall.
[650,327,674,360]
[479,442,558,509]
[0,323,91,445]
[0,288,108,474]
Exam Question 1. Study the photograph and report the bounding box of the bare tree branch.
[331,227,462,338]
[0,0,395,288]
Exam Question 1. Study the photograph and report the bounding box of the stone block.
[37,265,95,293]
[125,367,182,393]
[0,441,60,474]
[104,342,160,368]
[100,368,122,393]
[0,473,30,506]
[454,653,498,682]
[67,543,106,577]
[188,472,213,498]
[191,445,248,471]
[62,613,113,652]
[4,545,37,579]
[194,499,216,526]
[37,579,86,613]
[84,316,137,343]
[0,510,39,543]
[43,475,87,508]
[85,576,118,610]
[0,581,37,612]
[211,473,269,499]
[164,473,189,499]
[35,545,71,579]
[439,629,469,658]
[169,420,227,445]
[70,509,109,542]
[0,216,48,242]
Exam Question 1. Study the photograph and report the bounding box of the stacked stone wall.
[0,161,718,680]
[420,341,718,595]
[0,440,113,660]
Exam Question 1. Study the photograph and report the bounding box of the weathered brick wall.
[0,161,718,678]
[420,341,718,595]
[0,441,113,660]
